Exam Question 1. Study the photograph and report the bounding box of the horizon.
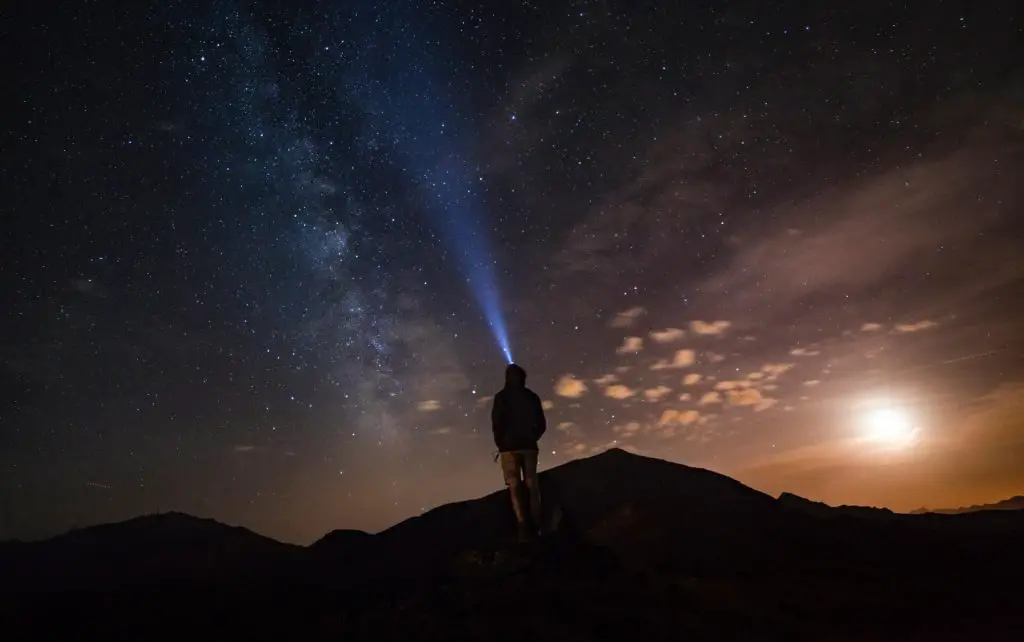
[6,446,1019,546]
[3,1,1022,546]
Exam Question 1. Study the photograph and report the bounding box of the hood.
[504,363,527,388]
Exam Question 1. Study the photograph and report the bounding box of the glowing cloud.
[643,385,673,402]
[609,306,646,328]
[417,399,442,412]
[612,421,643,436]
[649,327,686,343]
[699,391,723,405]
[715,380,751,390]
[682,373,702,386]
[790,347,820,356]
[894,320,938,333]
[605,384,637,400]
[659,409,701,426]
[616,336,644,355]
[651,349,696,370]
[760,363,795,379]
[690,320,732,336]
[554,375,588,398]
[727,388,777,411]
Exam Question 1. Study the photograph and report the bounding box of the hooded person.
[491,362,547,542]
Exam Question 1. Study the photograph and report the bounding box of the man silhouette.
[491,362,547,542]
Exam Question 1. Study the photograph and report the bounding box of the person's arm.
[534,392,547,439]
[491,393,504,449]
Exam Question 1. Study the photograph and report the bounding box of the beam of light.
[342,3,512,364]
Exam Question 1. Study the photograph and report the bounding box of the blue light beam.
[342,4,513,363]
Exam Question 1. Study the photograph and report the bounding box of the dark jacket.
[491,364,547,452]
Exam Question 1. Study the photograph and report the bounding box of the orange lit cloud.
[894,320,938,333]
[643,385,673,402]
[554,374,588,398]
[650,348,696,370]
[417,399,442,412]
[690,320,731,336]
[616,336,644,355]
[649,327,686,343]
[604,384,637,400]
[609,306,646,328]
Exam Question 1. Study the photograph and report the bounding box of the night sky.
[3,0,1022,544]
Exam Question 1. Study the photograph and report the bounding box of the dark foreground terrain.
[2,449,1021,641]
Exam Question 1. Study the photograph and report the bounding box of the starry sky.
[3,0,1022,544]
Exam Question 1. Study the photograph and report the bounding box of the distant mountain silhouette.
[1,511,306,593]
[777,491,895,519]
[910,495,1024,514]
[3,448,1023,641]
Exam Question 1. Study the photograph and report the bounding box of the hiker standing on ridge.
[491,363,547,542]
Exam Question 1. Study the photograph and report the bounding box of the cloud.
[682,373,702,386]
[555,422,576,432]
[604,384,637,400]
[562,442,590,456]
[554,375,588,398]
[860,323,883,332]
[643,385,672,402]
[428,426,452,435]
[803,380,821,387]
[894,320,939,333]
[699,391,722,405]
[727,387,777,411]
[658,409,701,426]
[706,352,726,363]
[233,445,256,452]
[700,127,1023,324]
[678,393,692,401]
[542,400,555,410]
[417,399,442,412]
[616,336,644,355]
[714,380,752,391]
[609,306,646,328]
[760,363,795,380]
[651,349,696,370]
[690,320,731,336]
[593,373,618,386]
[649,328,686,343]
[789,347,820,356]
[612,421,643,436]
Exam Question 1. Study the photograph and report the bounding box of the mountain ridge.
[5,448,1022,549]
[910,494,1024,515]
[2,447,1023,641]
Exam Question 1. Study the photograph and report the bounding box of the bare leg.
[522,451,543,532]
[500,452,527,526]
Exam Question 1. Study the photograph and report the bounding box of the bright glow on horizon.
[862,407,917,448]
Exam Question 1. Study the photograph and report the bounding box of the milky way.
[3,0,1022,543]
